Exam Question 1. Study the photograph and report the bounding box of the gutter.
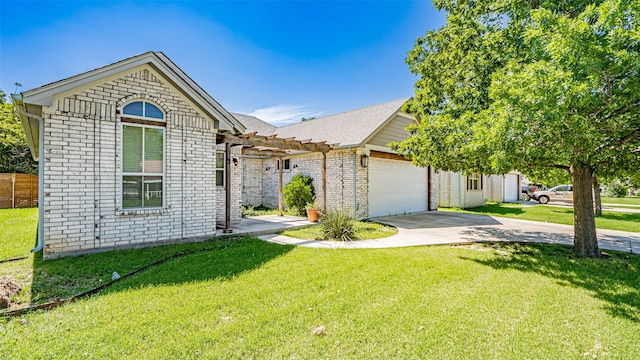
[11,94,44,253]
[349,147,357,217]
[33,118,44,253]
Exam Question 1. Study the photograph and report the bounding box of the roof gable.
[261,98,412,148]
[20,51,245,133]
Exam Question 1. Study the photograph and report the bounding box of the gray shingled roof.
[231,113,277,136]
[235,98,410,148]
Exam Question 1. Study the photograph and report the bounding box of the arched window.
[123,101,164,120]
[121,100,165,209]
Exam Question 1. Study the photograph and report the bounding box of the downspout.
[427,166,432,211]
[33,115,44,253]
[350,147,356,217]
[224,143,232,232]
[457,171,462,211]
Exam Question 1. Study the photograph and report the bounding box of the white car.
[532,185,573,204]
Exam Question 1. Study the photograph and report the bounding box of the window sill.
[117,207,170,216]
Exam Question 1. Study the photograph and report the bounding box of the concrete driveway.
[260,211,640,254]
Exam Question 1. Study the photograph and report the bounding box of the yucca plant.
[320,208,358,241]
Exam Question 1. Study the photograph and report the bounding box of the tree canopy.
[0,89,37,174]
[393,0,640,257]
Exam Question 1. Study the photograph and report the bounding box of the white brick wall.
[41,67,236,259]
[436,171,485,208]
[484,175,504,203]
[241,149,399,218]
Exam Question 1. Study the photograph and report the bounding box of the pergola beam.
[219,131,332,153]
[241,148,288,157]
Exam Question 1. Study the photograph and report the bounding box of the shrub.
[242,205,277,217]
[606,179,628,198]
[283,174,315,216]
[321,208,358,241]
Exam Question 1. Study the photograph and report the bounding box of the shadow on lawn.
[462,243,640,323]
[29,236,293,304]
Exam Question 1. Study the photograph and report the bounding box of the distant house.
[436,171,521,208]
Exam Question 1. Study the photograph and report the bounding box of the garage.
[503,174,520,202]
[368,157,428,217]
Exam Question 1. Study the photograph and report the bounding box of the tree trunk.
[593,175,602,217]
[571,165,601,258]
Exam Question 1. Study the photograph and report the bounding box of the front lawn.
[600,196,640,206]
[2,207,640,358]
[0,207,37,260]
[442,203,640,233]
[281,221,397,240]
[2,238,639,358]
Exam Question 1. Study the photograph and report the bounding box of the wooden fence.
[0,173,38,209]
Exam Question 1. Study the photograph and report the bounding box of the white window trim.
[216,151,226,187]
[120,122,166,210]
[275,158,291,172]
[467,173,482,191]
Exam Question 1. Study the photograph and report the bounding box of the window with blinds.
[121,101,165,209]
[216,152,225,187]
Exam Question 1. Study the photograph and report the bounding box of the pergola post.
[218,131,335,218]
[278,157,284,216]
[224,142,232,233]
[322,152,327,212]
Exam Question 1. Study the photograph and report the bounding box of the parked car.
[521,185,539,201]
[531,185,573,204]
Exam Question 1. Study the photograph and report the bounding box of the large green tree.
[394,0,640,257]
[0,90,37,174]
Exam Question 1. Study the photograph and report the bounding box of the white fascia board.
[22,52,157,106]
[365,144,397,153]
[11,94,40,161]
[155,52,246,134]
[21,51,245,134]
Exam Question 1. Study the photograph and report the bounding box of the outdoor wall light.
[232,158,238,166]
[265,166,271,171]
[360,154,369,168]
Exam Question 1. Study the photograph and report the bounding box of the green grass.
[1,239,639,359]
[281,221,397,240]
[600,196,640,206]
[0,208,37,260]
[442,203,640,233]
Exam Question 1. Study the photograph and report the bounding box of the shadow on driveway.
[373,211,502,229]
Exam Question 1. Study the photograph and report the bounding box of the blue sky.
[1,1,445,126]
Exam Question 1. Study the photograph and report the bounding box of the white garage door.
[368,157,427,217]
[503,174,519,202]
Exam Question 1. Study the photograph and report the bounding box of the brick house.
[235,99,439,218]
[13,52,249,259]
[235,100,521,214]
[14,52,518,259]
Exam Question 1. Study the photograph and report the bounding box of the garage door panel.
[368,158,427,217]
[503,174,519,202]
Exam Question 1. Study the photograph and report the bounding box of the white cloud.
[249,105,322,127]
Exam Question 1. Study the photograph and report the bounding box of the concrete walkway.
[215,214,313,237]
[258,211,640,254]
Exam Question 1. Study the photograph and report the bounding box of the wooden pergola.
[217,130,335,231]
